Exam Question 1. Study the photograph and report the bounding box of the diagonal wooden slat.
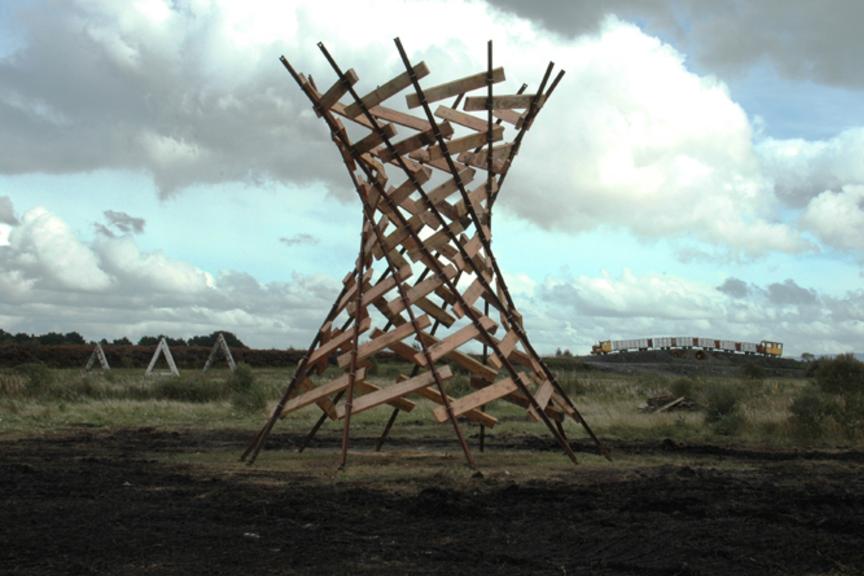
[335,366,453,417]
[406,67,505,108]
[344,61,430,117]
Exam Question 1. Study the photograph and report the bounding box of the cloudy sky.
[1,0,862,357]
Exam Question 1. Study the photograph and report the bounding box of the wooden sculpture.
[84,342,110,371]
[202,332,237,372]
[243,39,607,469]
[145,337,180,377]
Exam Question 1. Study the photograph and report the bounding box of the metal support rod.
[306,57,487,471]
[373,302,454,451]
[375,408,401,452]
[298,389,345,453]
[309,42,580,465]
[242,278,355,463]
[339,212,370,470]
[392,39,609,459]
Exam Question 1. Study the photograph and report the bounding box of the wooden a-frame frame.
[145,337,180,377]
[243,39,609,469]
[202,332,237,372]
[84,342,110,371]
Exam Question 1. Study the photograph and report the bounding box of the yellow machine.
[760,341,784,357]
[591,341,613,355]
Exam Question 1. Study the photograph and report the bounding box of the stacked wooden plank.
[243,39,606,469]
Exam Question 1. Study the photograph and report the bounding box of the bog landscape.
[3,3,864,576]
[2,337,864,575]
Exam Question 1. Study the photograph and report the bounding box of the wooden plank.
[344,61,430,117]
[453,180,496,220]
[331,101,374,129]
[279,368,366,416]
[348,265,413,313]
[335,366,453,417]
[488,329,519,369]
[351,123,397,155]
[492,109,525,128]
[375,121,454,163]
[335,268,370,314]
[294,378,338,420]
[355,380,416,412]
[527,378,555,422]
[463,94,544,111]
[466,372,563,420]
[371,295,406,328]
[427,168,476,205]
[307,317,372,366]
[655,396,685,413]
[432,377,517,422]
[319,68,359,110]
[406,67,505,108]
[457,151,506,174]
[336,315,431,368]
[425,126,504,160]
[386,265,457,316]
[415,296,456,327]
[453,273,489,318]
[386,338,426,365]
[435,105,487,132]
[465,143,512,166]
[369,105,431,132]
[412,385,497,427]
[415,315,497,365]
[372,214,425,259]
[387,169,431,206]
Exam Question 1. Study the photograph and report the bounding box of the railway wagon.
[591,337,783,357]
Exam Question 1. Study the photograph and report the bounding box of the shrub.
[812,354,864,440]
[228,364,267,412]
[670,377,696,399]
[814,354,864,396]
[788,387,834,441]
[0,370,28,395]
[152,373,226,403]
[14,363,55,396]
[711,412,747,436]
[741,363,765,381]
[704,383,746,435]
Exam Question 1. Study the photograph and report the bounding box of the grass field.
[0,360,855,451]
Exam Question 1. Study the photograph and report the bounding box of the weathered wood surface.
[405,67,505,108]
[335,366,453,418]
[344,61,430,117]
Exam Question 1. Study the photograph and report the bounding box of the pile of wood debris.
[640,395,700,413]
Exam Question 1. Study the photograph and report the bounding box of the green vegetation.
[0,357,861,451]
[703,383,746,436]
[787,354,864,442]
[227,363,267,412]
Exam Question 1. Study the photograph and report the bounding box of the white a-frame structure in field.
[84,342,110,371]
[202,332,237,372]
[145,337,180,376]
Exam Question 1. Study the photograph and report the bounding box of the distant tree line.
[0,329,247,349]
[0,330,86,346]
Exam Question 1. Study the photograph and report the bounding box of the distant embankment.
[579,348,806,378]
[0,344,307,369]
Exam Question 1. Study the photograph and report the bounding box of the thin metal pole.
[306,43,579,465]
[242,279,354,463]
[298,390,344,453]
[339,216,369,470]
[392,40,609,459]
[375,408,401,452]
[294,51,477,469]
[479,40,494,453]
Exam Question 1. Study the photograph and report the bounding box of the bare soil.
[3,428,864,575]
